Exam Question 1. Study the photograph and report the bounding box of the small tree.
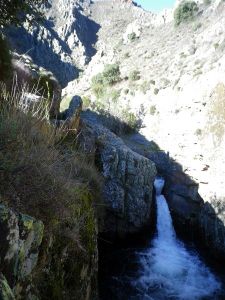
[174,1,198,26]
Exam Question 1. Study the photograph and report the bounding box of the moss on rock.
[0,274,15,300]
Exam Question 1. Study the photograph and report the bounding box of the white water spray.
[135,178,221,299]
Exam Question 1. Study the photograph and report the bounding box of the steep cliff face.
[5,0,100,87]
[78,112,156,237]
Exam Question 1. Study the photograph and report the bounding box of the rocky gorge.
[0,0,225,299]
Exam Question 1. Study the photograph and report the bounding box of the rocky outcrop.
[0,204,44,299]
[80,114,156,237]
[198,198,225,259]
[0,202,98,299]
[60,95,83,129]
[5,0,100,87]
[12,53,62,118]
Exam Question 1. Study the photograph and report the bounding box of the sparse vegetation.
[214,43,219,50]
[174,1,198,26]
[129,70,141,81]
[128,32,137,42]
[122,110,139,131]
[108,89,121,103]
[0,83,101,242]
[150,105,157,115]
[150,80,156,85]
[82,95,91,108]
[91,64,121,99]
[193,22,202,31]
[154,88,160,95]
[101,64,121,85]
[207,83,225,143]
[195,128,202,136]
[139,80,150,94]
[91,65,120,97]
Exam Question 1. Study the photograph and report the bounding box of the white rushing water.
[135,178,221,300]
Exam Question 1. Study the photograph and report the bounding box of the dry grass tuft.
[0,82,102,247]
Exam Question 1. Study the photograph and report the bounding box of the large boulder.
[80,115,156,237]
[60,95,83,129]
[0,204,44,297]
[0,201,98,299]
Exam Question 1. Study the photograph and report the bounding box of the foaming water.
[134,178,221,299]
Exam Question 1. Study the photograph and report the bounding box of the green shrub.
[102,64,121,85]
[193,22,202,31]
[128,32,137,42]
[122,110,139,131]
[150,80,156,85]
[129,70,141,81]
[154,88,160,95]
[92,83,105,99]
[107,89,121,103]
[139,81,150,94]
[82,96,91,108]
[91,73,104,86]
[150,105,156,115]
[0,35,12,82]
[91,64,121,99]
[174,1,198,26]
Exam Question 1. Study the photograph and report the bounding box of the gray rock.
[58,95,83,129]
[168,194,200,221]
[198,198,225,257]
[81,116,156,236]
[0,205,44,287]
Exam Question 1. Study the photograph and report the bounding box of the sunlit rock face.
[79,113,157,237]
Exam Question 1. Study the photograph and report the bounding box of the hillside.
[64,0,225,244]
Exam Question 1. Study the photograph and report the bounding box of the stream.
[99,178,225,300]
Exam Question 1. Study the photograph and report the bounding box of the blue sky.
[135,0,175,12]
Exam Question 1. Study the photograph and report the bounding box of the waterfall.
[135,178,221,300]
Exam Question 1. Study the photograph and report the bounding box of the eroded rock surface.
[0,205,44,297]
[80,113,156,237]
